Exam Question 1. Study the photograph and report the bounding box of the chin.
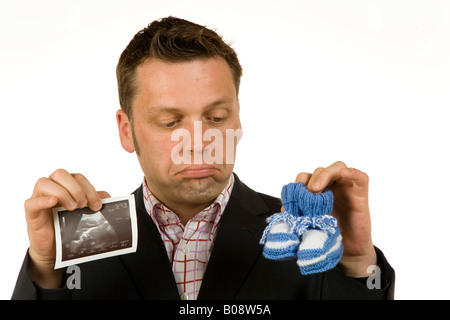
[179,177,224,202]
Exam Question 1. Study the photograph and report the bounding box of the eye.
[209,117,225,124]
[162,120,180,128]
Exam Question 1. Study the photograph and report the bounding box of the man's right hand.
[24,169,110,288]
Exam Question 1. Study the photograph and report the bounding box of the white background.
[1,0,449,300]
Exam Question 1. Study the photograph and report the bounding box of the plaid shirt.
[142,175,234,300]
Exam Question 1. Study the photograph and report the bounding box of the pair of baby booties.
[259,182,343,275]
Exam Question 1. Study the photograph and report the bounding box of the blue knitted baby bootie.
[259,183,302,261]
[295,186,344,275]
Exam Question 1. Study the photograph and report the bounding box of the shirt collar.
[142,174,234,227]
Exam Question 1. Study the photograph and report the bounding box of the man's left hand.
[293,161,377,277]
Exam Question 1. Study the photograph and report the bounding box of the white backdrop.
[1,0,449,300]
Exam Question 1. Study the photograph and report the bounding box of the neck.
[144,175,232,225]
[167,201,215,225]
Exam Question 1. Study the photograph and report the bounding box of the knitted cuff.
[297,184,333,217]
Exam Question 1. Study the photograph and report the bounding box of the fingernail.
[313,180,322,190]
[78,198,87,208]
[93,200,102,211]
[47,196,56,205]
[69,200,77,210]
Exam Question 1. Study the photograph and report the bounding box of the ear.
[236,100,243,137]
[116,109,136,153]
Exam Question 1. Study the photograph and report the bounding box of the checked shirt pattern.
[142,175,234,300]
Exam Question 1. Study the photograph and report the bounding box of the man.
[12,16,394,300]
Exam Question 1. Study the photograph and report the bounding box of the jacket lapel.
[118,175,277,300]
[119,185,180,299]
[197,174,274,299]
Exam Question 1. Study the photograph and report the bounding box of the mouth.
[178,165,219,179]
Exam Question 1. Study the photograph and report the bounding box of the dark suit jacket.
[11,173,395,300]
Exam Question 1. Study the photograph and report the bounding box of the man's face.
[117,57,241,210]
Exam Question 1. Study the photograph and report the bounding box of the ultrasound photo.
[53,195,137,268]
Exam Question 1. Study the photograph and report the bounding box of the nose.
[190,120,206,164]
[171,120,213,165]
[189,120,206,151]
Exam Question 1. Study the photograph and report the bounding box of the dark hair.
[116,16,243,119]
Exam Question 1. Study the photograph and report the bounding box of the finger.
[98,191,111,200]
[89,191,112,211]
[340,167,369,191]
[48,169,87,209]
[24,195,58,222]
[295,172,312,185]
[33,177,78,211]
[308,161,348,192]
[305,167,325,192]
[340,167,368,183]
[72,173,104,211]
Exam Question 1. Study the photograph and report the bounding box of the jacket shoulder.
[255,191,282,215]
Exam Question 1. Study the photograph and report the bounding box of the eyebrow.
[147,97,235,115]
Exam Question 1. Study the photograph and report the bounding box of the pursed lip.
[178,165,219,178]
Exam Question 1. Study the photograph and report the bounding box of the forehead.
[133,57,236,111]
